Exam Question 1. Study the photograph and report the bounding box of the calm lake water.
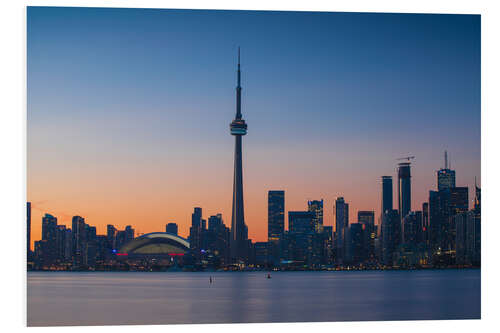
[27,269,480,326]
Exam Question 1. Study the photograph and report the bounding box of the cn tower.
[230,48,248,263]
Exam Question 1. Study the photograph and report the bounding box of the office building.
[344,223,364,265]
[398,162,412,223]
[455,210,481,266]
[450,187,469,215]
[437,151,456,191]
[106,224,116,251]
[422,202,429,244]
[268,190,285,241]
[254,242,269,267]
[166,223,178,235]
[125,225,135,242]
[190,207,203,254]
[334,197,349,262]
[381,176,393,213]
[308,199,324,233]
[289,211,315,234]
[381,209,400,266]
[402,211,423,245]
[322,226,334,265]
[27,202,31,256]
[358,211,375,259]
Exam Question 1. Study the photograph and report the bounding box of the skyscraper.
[429,186,468,253]
[166,223,178,235]
[106,224,116,251]
[474,178,481,214]
[192,207,202,227]
[287,211,315,266]
[381,176,393,233]
[125,225,135,242]
[398,162,412,222]
[230,48,248,263]
[308,199,324,233]
[455,209,480,266]
[437,151,456,191]
[429,189,453,251]
[358,211,375,226]
[206,214,230,265]
[450,187,469,215]
[27,202,31,255]
[268,190,285,242]
[72,215,86,266]
[428,190,444,251]
[334,197,349,263]
[358,210,375,259]
[190,207,203,253]
[208,214,223,231]
[322,225,334,264]
[42,214,57,242]
[289,211,315,234]
[41,213,58,266]
[381,176,393,214]
[447,186,469,251]
[402,211,423,245]
[381,209,400,266]
[422,202,429,244]
[345,223,364,265]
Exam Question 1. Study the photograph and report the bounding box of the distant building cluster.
[250,153,480,270]
[378,153,481,269]
[27,151,480,271]
[27,213,137,270]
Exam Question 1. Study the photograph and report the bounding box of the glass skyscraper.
[268,190,285,241]
[381,209,400,266]
[381,176,393,214]
[398,162,412,222]
[289,211,315,234]
[334,197,349,262]
[308,199,324,233]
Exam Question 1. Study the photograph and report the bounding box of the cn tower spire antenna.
[237,47,241,88]
[235,47,242,119]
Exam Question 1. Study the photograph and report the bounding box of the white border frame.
[1,0,498,332]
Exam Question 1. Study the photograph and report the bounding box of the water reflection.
[27,269,480,326]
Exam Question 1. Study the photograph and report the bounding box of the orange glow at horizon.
[27,123,478,250]
[27,153,439,250]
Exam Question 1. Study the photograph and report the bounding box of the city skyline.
[28,7,480,248]
[28,151,477,247]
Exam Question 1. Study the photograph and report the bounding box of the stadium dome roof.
[118,232,190,256]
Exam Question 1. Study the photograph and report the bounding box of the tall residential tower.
[398,162,412,222]
[381,176,393,215]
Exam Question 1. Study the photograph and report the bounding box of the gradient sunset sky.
[27,7,480,247]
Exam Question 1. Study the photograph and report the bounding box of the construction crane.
[397,156,415,162]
